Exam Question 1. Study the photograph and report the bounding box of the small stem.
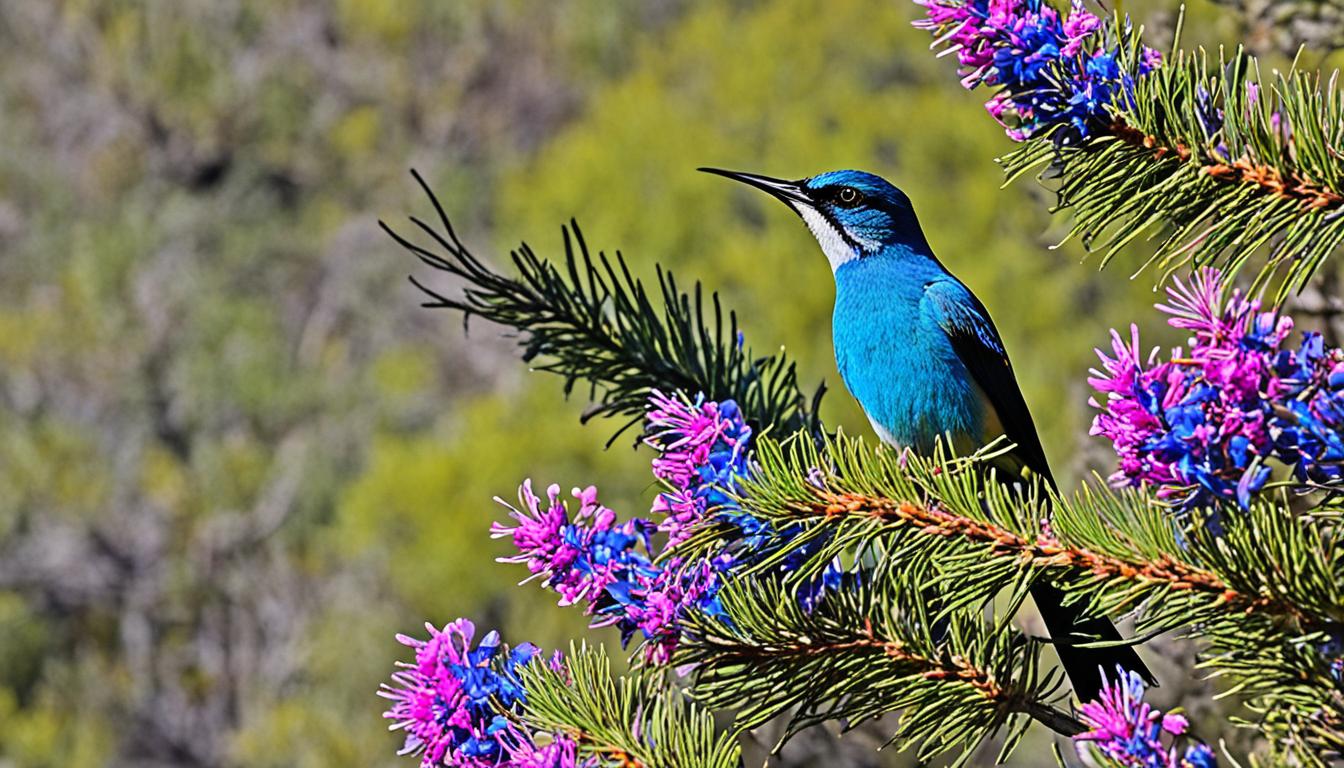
[1016,698,1085,737]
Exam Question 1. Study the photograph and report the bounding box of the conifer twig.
[678,574,1074,765]
[382,169,826,441]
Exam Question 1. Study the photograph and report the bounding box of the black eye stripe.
[808,183,907,216]
[829,186,863,207]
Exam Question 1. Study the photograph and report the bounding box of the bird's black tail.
[981,457,1153,700]
[1030,579,1153,701]
[980,453,1153,700]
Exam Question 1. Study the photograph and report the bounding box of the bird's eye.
[835,187,862,206]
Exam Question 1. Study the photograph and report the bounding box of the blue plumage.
[702,167,1047,474]
[701,165,1150,700]
[833,252,985,452]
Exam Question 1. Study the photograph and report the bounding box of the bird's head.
[700,167,929,272]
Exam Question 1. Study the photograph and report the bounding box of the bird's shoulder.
[918,278,1006,355]
[919,278,1054,485]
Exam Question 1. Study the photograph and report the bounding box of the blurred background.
[0,1,1340,766]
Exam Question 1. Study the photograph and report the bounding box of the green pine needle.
[677,572,1076,766]
[1002,35,1344,301]
[518,644,741,768]
[382,170,826,442]
[678,430,1344,762]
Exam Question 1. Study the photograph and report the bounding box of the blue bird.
[702,166,1151,701]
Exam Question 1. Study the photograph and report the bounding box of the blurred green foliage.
[500,0,1171,461]
[0,0,1318,765]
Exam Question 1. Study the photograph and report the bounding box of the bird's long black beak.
[698,167,811,206]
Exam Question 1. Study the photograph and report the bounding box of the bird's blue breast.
[831,254,983,451]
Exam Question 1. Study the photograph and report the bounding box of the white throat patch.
[792,204,874,272]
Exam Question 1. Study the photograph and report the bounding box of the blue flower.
[1194,85,1224,142]
[1183,744,1218,768]
[917,0,1163,142]
[1094,269,1344,512]
[381,621,560,767]
[1075,666,1217,767]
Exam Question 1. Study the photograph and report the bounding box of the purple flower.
[492,384,856,668]
[614,555,731,664]
[1091,268,1344,511]
[493,387,853,666]
[645,390,754,546]
[502,730,583,768]
[914,0,1161,142]
[1075,667,1217,767]
[644,390,847,610]
[1194,85,1225,145]
[494,482,656,609]
[493,480,723,663]
[380,620,556,767]
[1061,1,1102,56]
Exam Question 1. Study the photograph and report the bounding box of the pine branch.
[1198,616,1344,767]
[914,0,1344,296]
[381,170,825,440]
[1002,40,1344,300]
[676,573,1077,766]
[720,433,1342,633]
[701,431,1344,763]
[518,645,741,768]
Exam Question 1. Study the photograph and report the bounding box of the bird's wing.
[923,280,1054,487]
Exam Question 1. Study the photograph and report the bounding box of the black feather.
[940,290,1154,700]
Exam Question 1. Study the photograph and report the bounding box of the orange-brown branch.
[1106,120,1344,211]
[1204,158,1344,210]
[811,490,1303,621]
[1110,121,1193,162]
[551,729,648,768]
[715,616,1084,735]
[859,617,1008,700]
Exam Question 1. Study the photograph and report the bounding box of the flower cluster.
[492,389,849,665]
[647,390,845,609]
[645,391,755,546]
[914,0,1161,142]
[493,482,657,610]
[492,480,726,664]
[380,619,578,767]
[1074,668,1216,767]
[1091,268,1344,511]
[494,388,852,665]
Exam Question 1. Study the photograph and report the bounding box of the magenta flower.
[502,730,583,768]
[618,555,730,664]
[487,390,767,665]
[645,390,754,545]
[493,479,725,663]
[380,620,549,767]
[493,389,843,666]
[1060,1,1103,55]
[494,482,655,609]
[1091,268,1344,511]
[1075,667,1216,767]
[913,0,1162,142]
